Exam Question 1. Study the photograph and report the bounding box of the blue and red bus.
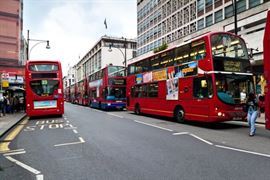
[88,65,126,110]
[25,60,64,117]
[127,32,254,123]
[263,11,270,130]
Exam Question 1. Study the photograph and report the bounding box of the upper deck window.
[211,34,248,60]
[29,64,58,72]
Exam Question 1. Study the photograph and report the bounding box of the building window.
[237,0,246,13]
[197,0,204,12]
[205,0,213,7]
[197,18,204,30]
[215,9,223,23]
[249,0,261,8]
[225,5,233,19]
[206,14,213,27]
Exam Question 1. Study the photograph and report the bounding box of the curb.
[0,114,27,139]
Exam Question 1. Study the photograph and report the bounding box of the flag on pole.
[104,18,107,29]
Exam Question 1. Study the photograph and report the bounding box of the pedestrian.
[9,95,14,113]
[2,94,7,116]
[0,95,3,117]
[246,92,259,136]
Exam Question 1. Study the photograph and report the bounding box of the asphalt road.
[1,102,270,180]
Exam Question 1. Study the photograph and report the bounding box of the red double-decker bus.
[76,78,89,106]
[88,65,126,110]
[70,84,76,103]
[25,60,64,117]
[127,32,254,123]
[263,11,270,130]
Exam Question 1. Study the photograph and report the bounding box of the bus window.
[175,44,190,65]
[150,55,161,70]
[148,83,158,97]
[190,40,206,61]
[160,51,174,67]
[193,77,213,99]
[128,65,136,75]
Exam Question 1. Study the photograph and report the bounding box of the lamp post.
[27,30,50,60]
[232,0,238,35]
[108,38,127,69]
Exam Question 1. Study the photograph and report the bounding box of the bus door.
[190,77,213,121]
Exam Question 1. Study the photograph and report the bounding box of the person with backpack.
[246,92,259,136]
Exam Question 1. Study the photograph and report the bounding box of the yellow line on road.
[0,117,29,153]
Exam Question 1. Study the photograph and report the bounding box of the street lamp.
[108,38,127,68]
[27,30,51,60]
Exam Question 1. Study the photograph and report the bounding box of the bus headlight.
[218,112,222,117]
[108,103,111,106]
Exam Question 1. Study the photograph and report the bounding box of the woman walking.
[246,92,259,136]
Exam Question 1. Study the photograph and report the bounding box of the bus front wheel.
[135,104,141,115]
[174,107,185,123]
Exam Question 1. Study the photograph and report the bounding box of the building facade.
[74,36,136,83]
[0,0,24,90]
[136,0,270,73]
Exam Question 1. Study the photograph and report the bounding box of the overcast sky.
[23,0,137,75]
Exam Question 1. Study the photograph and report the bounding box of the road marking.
[173,132,189,135]
[0,148,25,154]
[54,137,85,147]
[73,130,78,134]
[54,141,84,147]
[92,109,103,113]
[134,120,173,132]
[189,133,213,145]
[215,145,270,158]
[5,156,41,174]
[230,121,265,128]
[79,137,85,143]
[0,118,28,152]
[36,174,44,180]
[4,150,26,156]
[107,113,124,118]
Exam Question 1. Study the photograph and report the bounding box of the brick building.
[0,0,24,90]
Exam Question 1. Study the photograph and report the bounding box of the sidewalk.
[0,113,26,138]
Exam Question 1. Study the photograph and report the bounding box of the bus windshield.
[215,74,254,105]
[30,80,59,96]
[108,66,125,77]
[106,87,126,100]
[211,34,249,60]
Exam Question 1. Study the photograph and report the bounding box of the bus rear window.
[29,64,58,71]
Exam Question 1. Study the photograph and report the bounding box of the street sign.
[2,80,9,88]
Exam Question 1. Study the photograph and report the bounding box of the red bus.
[64,86,70,102]
[25,60,64,117]
[70,84,76,103]
[263,11,270,130]
[127,32,254,123]
[88,65,126,110]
